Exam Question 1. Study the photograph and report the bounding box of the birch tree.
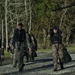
[5,0,8,50]
[1,20,4,48]
[29,0,32,33]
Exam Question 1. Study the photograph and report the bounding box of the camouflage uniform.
[12,27,26,71]
[52,43,64,70]
[50,27,64,71]
[9,35,14,59]
[0,39,4,65]
[25,33,37,62]
[25,33,33,61]
[0,48,4,65]
[0,40,2,65]
[13,42,25,69]
[30,35,37,58]
[0,48,2,65]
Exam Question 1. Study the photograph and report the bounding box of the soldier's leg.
[25,49,29,62]
[13,49,18,67]
[52,44,58,70]
[0,49,2,65]
[31,49,35,61]
[18,43,25,71]
[0,56,2,66]
[30,52,34,62]
[10,53,13,59]
[18,52,24,71]
[29,48,34,61]
[0,48,4,66]
[58,44,64,69]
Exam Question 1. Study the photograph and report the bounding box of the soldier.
[12,23,26,72]
[8,34,14,59]
[0,39,2,65]
[25,32,34,62]
[25,33,37,62]
[0,39,4,66]
[30,34,37,58]
[50,26,64,71]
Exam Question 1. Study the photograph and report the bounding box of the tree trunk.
[43,29,47,49]
[29,0,32,34]
[24,0,28,32]
[2,20,4,48]
[5,0,8,50]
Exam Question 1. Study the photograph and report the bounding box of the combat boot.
[19,64,25,72]
[60,63,64,70]
[59,59,64,70]
[53,68,57,71]
[60,64,64,70]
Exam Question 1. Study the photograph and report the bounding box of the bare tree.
[5,0,8,50]
[29,0,32,33]
[24,0,28,31]
[1,20,4,48]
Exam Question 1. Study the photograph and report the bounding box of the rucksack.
[63,47,72,63]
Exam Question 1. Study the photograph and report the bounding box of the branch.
[52,3,75,11]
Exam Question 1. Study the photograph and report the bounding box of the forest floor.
[0,48,75,75]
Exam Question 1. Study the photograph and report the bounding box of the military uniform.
[8,35,14,59]
[0,50,4,65]
[52,43,64,70]
[13,42,25,69]
[30,35,37,58]
[13,28,26,71]
[0,40,2,65]
[0,48,2,65]
[25,33,34,62]
[50,28,64,71]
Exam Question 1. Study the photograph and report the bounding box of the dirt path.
[0,52,75,75]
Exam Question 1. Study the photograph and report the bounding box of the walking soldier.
[25,33,37,62]
[12,23,26,72]
[50,26,64,71]
[30,34,37,58]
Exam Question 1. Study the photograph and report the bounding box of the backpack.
[63,47,72,63]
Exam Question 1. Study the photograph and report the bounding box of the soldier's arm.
[13,29,17,41]
[34,36,37,50]
[12,29,17,47]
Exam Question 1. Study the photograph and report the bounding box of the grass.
[67,46,75,53]
[4,50,10,59]
[37,46,75,53]
[67,46,75,51]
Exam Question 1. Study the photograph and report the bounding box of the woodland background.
[0,0,75,49]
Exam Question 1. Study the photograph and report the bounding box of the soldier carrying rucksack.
[50,26,64,71]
